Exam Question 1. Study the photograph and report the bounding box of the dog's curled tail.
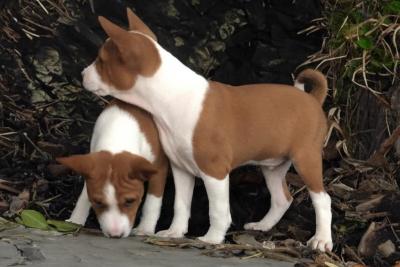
[295,69,328,104]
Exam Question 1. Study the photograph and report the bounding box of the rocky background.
[0,0,399,266]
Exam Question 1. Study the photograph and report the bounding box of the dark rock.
[16,245,46,261]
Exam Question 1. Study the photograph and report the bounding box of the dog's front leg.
[133,194,163,236]
[198,174,231,244]
[156,164,194,238]
[67,182,91,225]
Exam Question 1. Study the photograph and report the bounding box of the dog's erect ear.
[126,8,157,41]
[56,154,94,177]
[98,16,130,50]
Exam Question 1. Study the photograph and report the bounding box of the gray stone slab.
[0,226,294,267]
[0,241,24,266]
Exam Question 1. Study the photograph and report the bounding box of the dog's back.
[91,100,158,161]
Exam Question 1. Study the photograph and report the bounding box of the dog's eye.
[93,200,106,209]
[124,198,135,207]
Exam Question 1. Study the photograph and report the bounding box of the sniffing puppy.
[57,100,168,238]
[81,8,333,251]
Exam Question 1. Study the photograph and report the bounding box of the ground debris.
[9,190,30,215]
[145,233,346,266]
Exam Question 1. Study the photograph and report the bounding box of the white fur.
[82,63,110,96]
[244,161,292,231]
[98,182,131,237]
[117,44,209,175]
[307,191,333,251]
[156,164,195,238]
[133,194,163,235]
[90,105,154,162]
[294,80,305,91]
[198,173,231,244]
[244,158,285,168]
[81,32,332,249]
[67,182,91,225]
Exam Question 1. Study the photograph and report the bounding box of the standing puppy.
[57,100,168,238]
[81,9,332,251]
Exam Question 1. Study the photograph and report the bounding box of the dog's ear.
[113,152,158,182]
[126,8,157,41]
[56,154,94,177]
[98,16,130,49]
[131,157,158,182]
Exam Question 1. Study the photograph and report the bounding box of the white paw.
[156,228,186,238]
[244,222,272,232]
[198,232,224,244]
[66,217,85,226]
[307,235,333,252]
[131,227,154,236]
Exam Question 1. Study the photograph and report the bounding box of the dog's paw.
[131,227,154,236]
[198,232,224,244]
[156,228,185,238]
[66,217,85,226]
[243,222,272,232]
[307,235,333,252]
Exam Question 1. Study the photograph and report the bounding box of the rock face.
[0,0,322,233]
[97,0,323,85]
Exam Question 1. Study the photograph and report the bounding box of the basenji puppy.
[57,99,168,238]
[81,8,333,251]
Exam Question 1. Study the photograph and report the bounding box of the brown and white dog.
[81,9,333,251]
[57,100,168,238]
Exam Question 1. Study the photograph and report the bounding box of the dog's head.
[57,151,157,238]
[82,8,160,96]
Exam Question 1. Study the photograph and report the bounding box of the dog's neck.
[115,42,209,127]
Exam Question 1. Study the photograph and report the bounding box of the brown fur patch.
[95,16,161,90]
[193,80,327,193]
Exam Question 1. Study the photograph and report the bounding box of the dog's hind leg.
[244,161,292,232]
[292,149,333,252]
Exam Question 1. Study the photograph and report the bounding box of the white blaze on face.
[98,182,131,238]
[81,62,111,96]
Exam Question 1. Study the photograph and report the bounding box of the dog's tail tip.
[295,69,328,104]
[293,80,305,91]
